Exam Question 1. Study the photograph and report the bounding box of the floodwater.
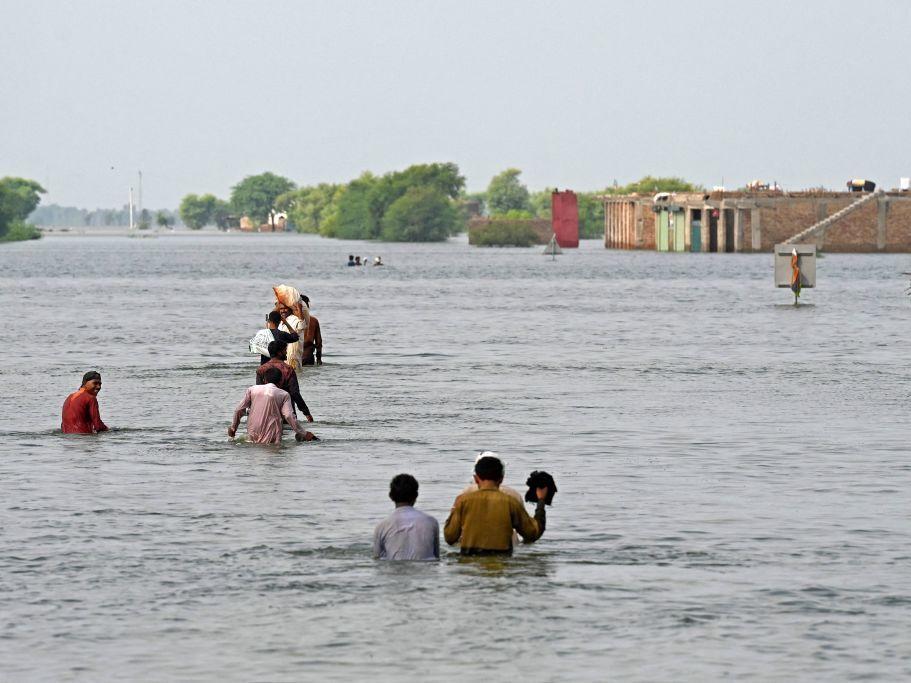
[1,233,909,681]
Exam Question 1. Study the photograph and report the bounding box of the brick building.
[603,190,911,253]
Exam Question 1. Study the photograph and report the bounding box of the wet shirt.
[230,384,307,444]
[61,389,108,434]
[444,488,545,554]
[373,506,440,560]
[255,358,311,416]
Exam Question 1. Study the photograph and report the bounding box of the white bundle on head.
[475,450,506,475]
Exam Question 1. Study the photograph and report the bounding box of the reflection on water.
[1,235,910,681]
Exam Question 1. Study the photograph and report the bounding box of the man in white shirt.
[373,474,439,561]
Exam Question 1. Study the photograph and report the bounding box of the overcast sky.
[2,0,909,208]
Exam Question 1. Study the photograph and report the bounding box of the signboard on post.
[774,243,816,289]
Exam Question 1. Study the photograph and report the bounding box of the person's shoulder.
[501,485,524,503]
[414,507,439,524]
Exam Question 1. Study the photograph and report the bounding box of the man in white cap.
[456,451,525,547]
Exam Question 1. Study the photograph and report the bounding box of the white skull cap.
[476,450,506,474]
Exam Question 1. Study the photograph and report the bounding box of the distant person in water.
[229,367,317,444]
[61,371,109,434]
[259,310,300,364]
[373,473,440,560]
[256,341,313,421]
[374,256,383,266]
[300,295,323,366]
[347,254,356,267]
[444,454,547,555]
[354,256,362,266]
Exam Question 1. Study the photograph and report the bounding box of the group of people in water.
[374,452,557,559]
[61,290,324,444]
[60,274,558,558]
[347,254,383,266]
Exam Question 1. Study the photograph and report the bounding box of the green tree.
[331,172,378,239]
[156,210,172,230]
[0,177,45,240]
[230,172,295,225]
[277,183,343,234]
[179,193,216,230]
[211,198,232,230]
[487,168,532,215]
[609,176,703,195]
[380,186,462,242]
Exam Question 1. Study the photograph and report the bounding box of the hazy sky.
[2,0,909,208]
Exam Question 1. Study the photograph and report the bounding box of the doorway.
[690,209,702,252]
[724,209,735,253]
[708,210,718,252]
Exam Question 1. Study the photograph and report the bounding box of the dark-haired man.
[229,367,317,444]
[444,455,548,555]
[373,474,439,560]
[61,371,109,434]
[256,340,313,422]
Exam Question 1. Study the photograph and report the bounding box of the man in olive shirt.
[444,455,549,555]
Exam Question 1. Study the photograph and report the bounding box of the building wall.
[605,193,911,253]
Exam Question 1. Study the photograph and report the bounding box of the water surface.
[1,234,909,681]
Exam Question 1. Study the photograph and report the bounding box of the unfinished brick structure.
[604,191,911,253]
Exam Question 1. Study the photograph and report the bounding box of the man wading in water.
[61,371,109,434]
[228,367,317,444]
[444,454,548,555]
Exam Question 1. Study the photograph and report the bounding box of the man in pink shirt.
[228,368,318,444]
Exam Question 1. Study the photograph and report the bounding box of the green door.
[691,219,702,252]
[673,211,685,252]
[658,211,669,251]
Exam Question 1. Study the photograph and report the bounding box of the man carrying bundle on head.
[61,371,109,434]
[273,284,309,372]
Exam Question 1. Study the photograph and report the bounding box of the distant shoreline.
[38,228,305,237]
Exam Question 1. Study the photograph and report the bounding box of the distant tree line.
[29,203,181,229]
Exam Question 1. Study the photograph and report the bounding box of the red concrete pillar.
[551,190,579,248]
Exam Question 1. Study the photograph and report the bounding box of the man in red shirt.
[61,371,109,434]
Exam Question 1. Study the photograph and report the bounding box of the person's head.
[267,340,287,361]
[300,294,310,308]
[355,256,361,264]
[81,371,102,395]
[474,455,504,485]
[266,311,282,329]
[262,367,283,386]
[388,473,419,506]
[348,254,354,261]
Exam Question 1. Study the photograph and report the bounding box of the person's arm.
[279,393,310,439]
[314,320,323,365]
[89,396,108,432]
[443,497,463,546]
[512,497,547,543]
[287,373,313,421]
[228,389,252,437]
[433,519,440,559]
[274,328,299,343]
[372,524,385,560]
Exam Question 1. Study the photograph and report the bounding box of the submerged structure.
[603,189,911,253]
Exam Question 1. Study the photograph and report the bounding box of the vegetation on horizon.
[0,177,45,243]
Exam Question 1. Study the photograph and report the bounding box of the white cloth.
[281,313,308,370]
[249,328,274,356]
